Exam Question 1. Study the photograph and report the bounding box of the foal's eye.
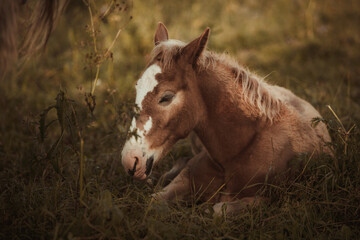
[159,92,175,106]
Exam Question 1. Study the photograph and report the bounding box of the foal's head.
[121,23,210,180]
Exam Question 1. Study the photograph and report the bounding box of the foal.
[121,23,331,214]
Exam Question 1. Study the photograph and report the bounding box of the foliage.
[0,0,359,239]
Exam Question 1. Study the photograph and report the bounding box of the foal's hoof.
[211,201,250,216]
[212,202,225,216]
[151,192,167,201]
[212,202,233,216]
[203,203,228,216]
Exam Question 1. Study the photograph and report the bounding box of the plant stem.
[91,65,100,95]
[80,138,84,201]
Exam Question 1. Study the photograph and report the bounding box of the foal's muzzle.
[127,157,139,176]
[126,155,154,179]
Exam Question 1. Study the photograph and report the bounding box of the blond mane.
[150,40,282,122]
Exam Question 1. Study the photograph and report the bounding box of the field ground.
[1,0,360,239]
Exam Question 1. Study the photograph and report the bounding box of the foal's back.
[270,85,331,155]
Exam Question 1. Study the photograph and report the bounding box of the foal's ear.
[182,27,210,66]
[154,22,169,45]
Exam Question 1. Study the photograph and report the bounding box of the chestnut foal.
[121,23,331,214]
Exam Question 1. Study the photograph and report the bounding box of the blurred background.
[2,0,359,154]
[1,0,360,238]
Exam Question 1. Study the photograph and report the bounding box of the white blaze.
[143,117,152,132]
[127,117,152,146]
[135,64,161,110]
[121,64,161,163]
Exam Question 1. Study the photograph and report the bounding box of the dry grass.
[0,0,359,239]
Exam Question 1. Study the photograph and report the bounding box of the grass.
[1,0,360,239]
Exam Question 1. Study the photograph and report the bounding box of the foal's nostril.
[128,157,139,176]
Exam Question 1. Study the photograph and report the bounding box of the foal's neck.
[194,66,264,163]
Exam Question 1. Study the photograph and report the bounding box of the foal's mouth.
[145,156,154,176]
[126,155,154,180]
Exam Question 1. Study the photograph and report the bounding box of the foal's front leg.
[155,132,202,188]
[152,163,191,201]
[158,157,190,187]
[152,151,208,201]
[152,150,224,202]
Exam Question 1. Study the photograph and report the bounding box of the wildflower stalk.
[86,0,132,96]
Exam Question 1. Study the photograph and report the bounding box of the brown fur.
[122,23,332,214]
[150,41,282,122]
